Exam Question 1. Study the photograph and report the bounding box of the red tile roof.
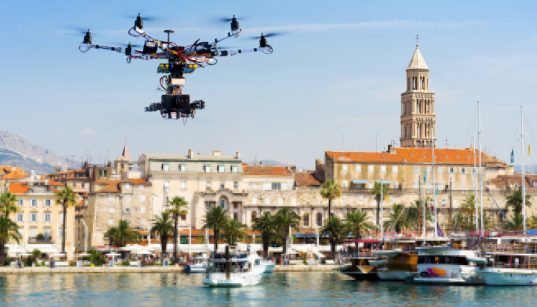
[294,172,321,186]
[8,183,29,194]
[326,147,508,167]
[243,164,292,177]
[0,165,27,180]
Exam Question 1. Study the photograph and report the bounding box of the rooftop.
[407,45,428,70]
[242,164,293,177]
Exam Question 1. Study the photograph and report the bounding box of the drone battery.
[161,94,190,110]
[170,78,186,86]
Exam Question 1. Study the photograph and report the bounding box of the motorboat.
[374,250,418,281]
[340,239,384,280]
[203,247,265,287]
[412,246,486,285]
[185,254,209,273]
[262,259,276,273]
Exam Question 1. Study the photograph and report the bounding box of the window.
[449,167,454,174]
[303,213,310,227]
[220,183,225,190]
[44,213,51,222]
[16,213,23,222]
[251,211,257,222]
[233,182,239,189]
[179,164,186,172]
[31,199,37,207]
[219,197,227,209]
[30,228,37,238]
[461,168,466,174]
[316,212,323,226]
[161,163,169,171]
[18,199,23,206]
[341,164,348,174]
[43,228,51,239]
[204,165,212,173]
[414,166,420,174]
[205,201,215,210]
[271,182,282,190]
[380,165,386,173]
[217,165,225,173]
[354,164,361,173]
[231,165,239,173]
[392,165,398,174]
[45,199,51,207]
[368,165,374,173]
[31,213,37,222]
[180,180,187,190]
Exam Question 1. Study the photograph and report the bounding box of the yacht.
[203,249,265,287]
[412,246,486,285]
[185,254,209,273]
[479,252,537,286]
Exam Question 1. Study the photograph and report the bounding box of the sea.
[0,271,535,306]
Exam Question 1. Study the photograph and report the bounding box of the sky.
[1,0,537,169]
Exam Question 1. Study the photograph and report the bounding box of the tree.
[87,247,105,266]
[506,187,532,230]
[384,204,410,234]
[167,196,189,261]
[320,180,341,217]
[406,198,432,233]
[253,211,276,259]
[452,195,476,232]
[0,192,18,218]
[104,220,139,247]
[151,211,174,256]
[0,216,21,265]
[345,210,374,240]
[322,216,348,258]
[372,182,389,227]
[528,216,537,229]
[274,207,300,257]
[203,206,229,255]
[55,186,77,254]
[223,219,246,246]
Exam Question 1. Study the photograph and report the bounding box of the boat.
[479,252,537,286]
[412,246,486,285]
[374,251,418,281]
[185,254,209,273]
[262,259,276,273]
[340,239,383,280]
[203,247,265,287]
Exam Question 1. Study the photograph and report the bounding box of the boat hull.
[377,270,415,281]
[414,264,483,285]
[203,271,264,287]
[480,268,537,286]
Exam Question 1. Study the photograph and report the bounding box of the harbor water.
[0,272,535,306]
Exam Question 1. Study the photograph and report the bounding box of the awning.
[294,233,318,238]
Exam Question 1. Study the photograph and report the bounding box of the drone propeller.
[249,32,285,39]
[125,13,162,22]
[109,42,142,48]
[216,15,246,23]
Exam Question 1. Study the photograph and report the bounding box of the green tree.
[345,210,374,240]
[0,192,18,218]
[203,206,229,255]
[253,211,276,258]
[384,203,409,233]
[372,182,389,227]
[223,219,246,246]
[151,211,174,256]
[452,195,476,232]
[104,220,139,247]
[320,180,341,217]
[406,198,433,233]
[87,247,105,266]
[274,207,300,257]
[506,187,532,230]
[0,216,21,265]
[322,216,348,258]
[55,186,77,254]
[167,196,189,261]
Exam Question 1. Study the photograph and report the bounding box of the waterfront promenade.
[0,264,340,275]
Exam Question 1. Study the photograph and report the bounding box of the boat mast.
[473,136,478,233]
[521,105,527,235]
[380,178,384,241]
[432,138,438,238]
[478,101,484,237]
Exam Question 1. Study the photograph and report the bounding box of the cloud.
[80,128,98,136]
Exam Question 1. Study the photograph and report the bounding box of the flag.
[528,144,531,157]
[510,149,515,164]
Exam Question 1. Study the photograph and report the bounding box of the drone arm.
[213,46,273,56]
[79,43,123,54]
[210,29,242,48]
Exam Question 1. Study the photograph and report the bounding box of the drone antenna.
[164,30,174,44]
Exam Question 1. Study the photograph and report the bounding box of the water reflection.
[0,272,536,306]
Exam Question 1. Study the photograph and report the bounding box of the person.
[514,257,520,268]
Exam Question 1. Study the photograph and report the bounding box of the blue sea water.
[0,272,535,306]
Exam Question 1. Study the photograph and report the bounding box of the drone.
[78,14,278,120]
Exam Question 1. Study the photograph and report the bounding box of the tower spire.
[415,34,420,47]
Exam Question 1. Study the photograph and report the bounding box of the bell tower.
[400,36,436,148]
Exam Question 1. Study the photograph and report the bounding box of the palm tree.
[274,207,300,257]
[452,195,476,231]
[406,198,432,233]
[506,187,532,230]
[151,211,174,256]
[320,180,341,217]
[0,192,18,218]
[372,182,388,227]
[384,204,409,233]
[322,216,348,258]
[104,220,139,247]
[203,206,229,255]
[345,210,374,240]
[0,216,21,265]
[55,186,77,254]
[167,196,189,261]
[253,211,276,258]
[223,219,246,246]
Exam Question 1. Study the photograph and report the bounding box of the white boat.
[262,260,276,273]
[373,250,418,281]
[479,252,537,286]
[412,246,485,285]
[185,254,209,273]
[203,252,265,287]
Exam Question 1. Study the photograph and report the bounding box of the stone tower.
[400,40,436,148]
